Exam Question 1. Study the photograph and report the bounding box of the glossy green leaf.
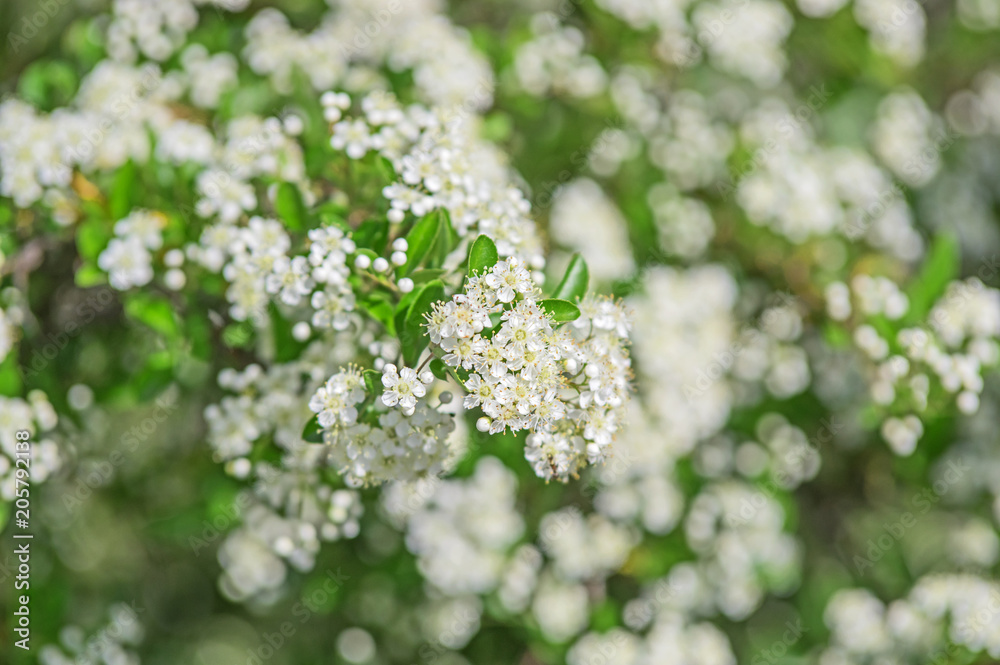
[274,182,307,231]
[430,359,449,381]
[109,160,136,220]
[363,369,382,396]
[354,219,389,252]
[402,279,445,366]
[552,253,589,302]
[468,234,499,277]
[401,210,441,275]
[539,298,581,323]
[302,415,324,443]
[905,233,959,324]
[125,294,179,337]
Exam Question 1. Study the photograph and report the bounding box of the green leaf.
[402,279,445,366]
[75,263,107,287]
[109,161,137,220]
[363,369,382,395]
[539,298,581,323]
[552,253,589,302]
[354,219,389,252]
[468,234,499,277]
[223,322,254,348]
[302,415,324,443]
[77,217,112,262]
[430,210,459,265]
[410,269,446,285]
[274,182,307,231]
[358,292,395,334]
[430,359,449,381]
[125,294,179,337]
[401,210,442,275]
[269,302,307,363]
[905,234,959,324]
[0,353,22,396]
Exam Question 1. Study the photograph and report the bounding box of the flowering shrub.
[3,0,1000,664]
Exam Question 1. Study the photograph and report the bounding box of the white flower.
[308,369,365,429]
[98,236,153,290]
[265,255,314,306]
[484,257,533,303]
[381,364,430,415]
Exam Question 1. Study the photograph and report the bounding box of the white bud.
[476,417,491,433]
[398,277,414,293]
[391,251,407,266]
[372,257,390,273]
[324,107,343,123]
[387,208,405,223]
[392,238,408,252]
[164,248,185,267]
[227,458,252,479]
[292,321,311,341]
[164,269,186,290]
[439,391,453,404]
[354,254,372,270]
[283,115,304,136]
[419,371,434,385]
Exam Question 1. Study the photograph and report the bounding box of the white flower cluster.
[550,179,636,282]
[538,508,637,581]
[106,0,249,64]
[684,481,802,620]
[820,574,1000,664]
[871,89,942,187]
[403,457,525,595]
[513,13,608,98]
[854,0,927,67]
[692,0,794,88]
[39,602,143,665]
[243,1,493,107]
[652,91,734,194]
[0,392,61,501]
[734,100,923,255]
[204,355,365,601]
[327,91,545,267]
[97,209,165,290]
[827,276,1000,455]
[424,257,631,480]
[0,62,166,210]
[323,396,457,488]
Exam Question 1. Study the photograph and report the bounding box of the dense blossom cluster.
[424,257,632,479]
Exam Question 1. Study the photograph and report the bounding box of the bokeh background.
[2,0,1000,664]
